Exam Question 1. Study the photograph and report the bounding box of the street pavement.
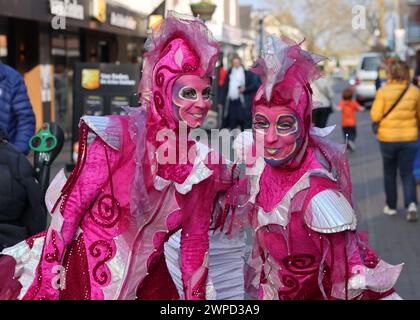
[46,78,420,299]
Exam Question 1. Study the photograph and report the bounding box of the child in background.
[338,87,365,152]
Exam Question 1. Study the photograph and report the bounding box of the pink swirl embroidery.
[154,91,165,109]
[156,72,165,87]
[89,240,113,285]
[282,254,318,275]
[88,194,122,228]
[278,274,299,299]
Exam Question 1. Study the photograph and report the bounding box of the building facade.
[406,0,420,75]
[0,0,152,135]
[165,0,252,68]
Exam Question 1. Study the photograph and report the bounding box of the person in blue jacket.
[0,61,35,155]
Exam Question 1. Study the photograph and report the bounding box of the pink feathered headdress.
[252,35,326,132]
[127,12,220,214]
[139,11,220,134]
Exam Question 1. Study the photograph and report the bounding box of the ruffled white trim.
[254,167,337,230]
[153,142,213,195]
[2,237,45,299]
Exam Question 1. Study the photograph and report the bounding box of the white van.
[354,52,381,106]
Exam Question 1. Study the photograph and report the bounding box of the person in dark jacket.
[0,128,46,250]
[0,61,35,155]
[218,56,260,130]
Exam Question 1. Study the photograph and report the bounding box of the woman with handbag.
[371,60,420,222]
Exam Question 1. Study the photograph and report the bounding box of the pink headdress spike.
[252,35,327,104]
[138,11,220,114]
[252,35,296,101]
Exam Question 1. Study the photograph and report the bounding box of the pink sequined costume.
[0,12,233,300]
[236,36,403,300]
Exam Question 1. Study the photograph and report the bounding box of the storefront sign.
[110,11,137,30]
[50,0,84,20]
[90,0,106,23]
[99,72,136,86]
[81,68,136,89]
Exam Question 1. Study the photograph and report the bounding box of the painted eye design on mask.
[253,113,270,131]
[179,87,198,101]
[202,86,212,100]
[276,114,298,135]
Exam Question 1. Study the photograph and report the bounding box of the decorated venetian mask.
[171,74,212,128]
[253,104,303,166]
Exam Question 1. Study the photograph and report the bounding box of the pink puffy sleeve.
[59,139,120,245]
[55,118,122,247]
[22,117,124,300]
[304,179,402,300]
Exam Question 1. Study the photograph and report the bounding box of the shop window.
[0,34,7,58]
[0,17,7,61]
[51,32,80,138]
[127,42,141,64]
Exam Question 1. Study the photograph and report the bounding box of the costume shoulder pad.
[304,189,357,234]
[81,115,123,150]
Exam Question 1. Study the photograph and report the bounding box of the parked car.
[354,52,381,106]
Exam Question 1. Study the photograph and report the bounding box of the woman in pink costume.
[235,35,403,300]
[0,12,234,300]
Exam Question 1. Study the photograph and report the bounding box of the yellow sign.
[82,69,100,90]
[149,15,163,30]
[91,0,107,23]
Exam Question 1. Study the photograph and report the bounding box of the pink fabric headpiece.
[252,35,326,132]
[139,11,220,133]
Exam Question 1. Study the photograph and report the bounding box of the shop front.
[0,0,147,136]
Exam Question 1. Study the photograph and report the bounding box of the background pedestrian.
[0,61,35,155]
[371,60,420,222]
[338,87,365,152]
[218,56,259,130]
